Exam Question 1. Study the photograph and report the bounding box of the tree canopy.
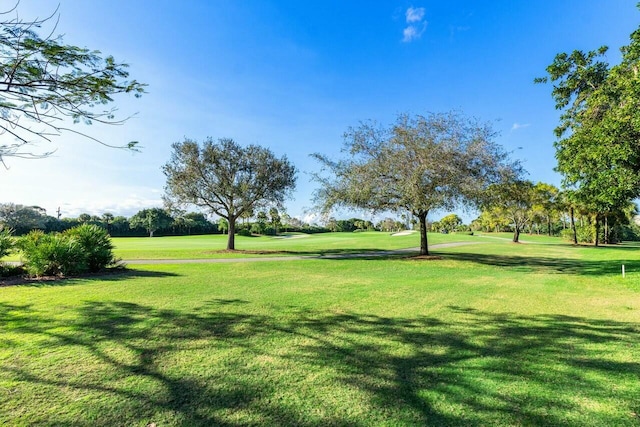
[129,208,173,238]
[482,178,535,243]
[0,4,145,164]
[313,112,515,255]
[536,17,640,239]
[163,137,296,250]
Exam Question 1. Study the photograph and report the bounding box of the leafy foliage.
[0,4,145,163]
[163,138,296,250]
[483,179,536,243]
[18,230,87,276]
[0,203,47,234]
[129,208,173,237]
[537,18,640,232]
[64,224,116,272]
[313,112,515,255]
[0,226,14,259]
[18,224,116,276]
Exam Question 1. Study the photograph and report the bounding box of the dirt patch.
[406,255,444,261]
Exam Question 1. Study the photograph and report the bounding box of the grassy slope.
[1,237,639,426]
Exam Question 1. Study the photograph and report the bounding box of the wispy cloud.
[511,122,531,131]
[402,6,427,43]
[406,7,425,23]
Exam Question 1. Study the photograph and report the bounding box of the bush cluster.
[18,224,116,277]
[0,227,14,259]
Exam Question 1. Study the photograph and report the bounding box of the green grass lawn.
[110,231,478,260]
[1,235,639,425]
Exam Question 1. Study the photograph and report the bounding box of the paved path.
[120,241,483,265]
[474,234,531,243]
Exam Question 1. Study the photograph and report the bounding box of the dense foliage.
[0,226,13,259]
[18,224,116,276]
[537,17,640,245]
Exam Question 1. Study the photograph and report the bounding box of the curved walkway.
[121,241,483,265]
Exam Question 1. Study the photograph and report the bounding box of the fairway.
[1,234,639,426]
[110,231,477,260]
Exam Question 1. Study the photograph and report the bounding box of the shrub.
[19,230,87,276]
[0,227,14,259]
[18,225,117,277]
[560,226,599,244]
[237,228,252,237]
[64,224,116,272]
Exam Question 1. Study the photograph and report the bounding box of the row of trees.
[0,202,422,239]
[535,11,640,246]
[473,181,639,244]
[0,204,216,237]
[4,4,640,254]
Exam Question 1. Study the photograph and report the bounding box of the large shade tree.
[536,15,640,233]
[313,112,515,255]
[163,138,296,250]
[0,4,145,164]
[0,203,47,234]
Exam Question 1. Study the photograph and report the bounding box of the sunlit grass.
[1,235,639,425]
[110,231,477,260]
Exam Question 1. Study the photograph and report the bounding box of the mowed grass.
[111,231,477,260]
[1,235,639,426]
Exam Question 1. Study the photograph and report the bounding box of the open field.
[1,233,639,426]
[109,231,461,260]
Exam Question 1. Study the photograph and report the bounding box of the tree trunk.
[570,207,577,244]
[593,215,599,247]
[604,216,609,244]
[227,217,236,250]
[513,225,520,243]
[547,216,552,236]
[418,211,429,256]
[149,230,154,238]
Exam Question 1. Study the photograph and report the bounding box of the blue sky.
[4,1,640,223]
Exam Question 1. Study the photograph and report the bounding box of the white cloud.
[511,122,531,131]
[402,6,427,42]
[405,7,425,23]
[403,23,427,42]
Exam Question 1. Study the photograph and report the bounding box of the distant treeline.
[0,204,409,237]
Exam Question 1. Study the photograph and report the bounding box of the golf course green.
[1,232,638,426]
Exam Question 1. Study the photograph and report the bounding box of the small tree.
[218,218,229,235]
[269,208,281,235]
[439,214,463,233]
[163,138,296,250]
[129,208,173,237]
[484,178,535,243]
[101,213,114,234]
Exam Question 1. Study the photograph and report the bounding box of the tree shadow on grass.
[437,250,640,276]
[0,268,181,288]
[1,301,638,425]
